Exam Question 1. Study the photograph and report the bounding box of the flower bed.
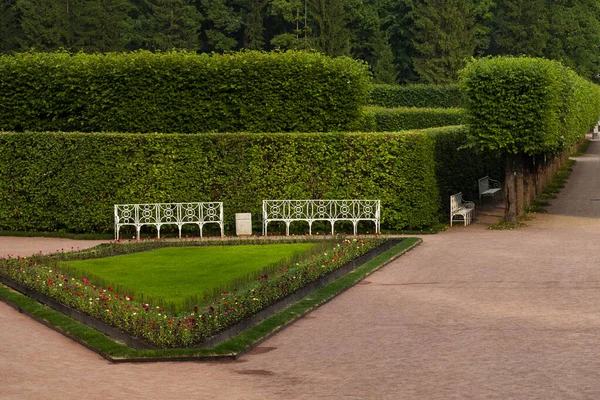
[0,237,384,348]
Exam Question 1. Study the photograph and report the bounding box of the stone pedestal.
[235,213,252,236]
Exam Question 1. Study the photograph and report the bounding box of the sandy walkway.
[2,140,600,399]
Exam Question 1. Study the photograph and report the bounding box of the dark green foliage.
[3,0,600,87]
[0,127,503,234]
[17,0,132,52]
[432,127,504,214]
[460,56,600,155]
[412,0,493,83]
[309,0,351,56]
[544,0,600,83]
[0,0,21,52]
[243,0,269,50]
[0,50,370,133]
[367,84,463,108]
[146,0,203,51]
[349,107,466,132]
[372,33,398,85]
[490,0,549,57]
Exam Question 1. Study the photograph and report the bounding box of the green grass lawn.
[60,243,316,310]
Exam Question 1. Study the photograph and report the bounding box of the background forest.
[1,0,599,84]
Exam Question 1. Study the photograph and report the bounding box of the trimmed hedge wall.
[460,57,600,155]
[0,51,370,133]
[0,129,502,233]
[349,106,467,131]
[367,84,463,108]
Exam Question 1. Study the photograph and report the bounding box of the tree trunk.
[505,153,518,223]
[515,152,525,218]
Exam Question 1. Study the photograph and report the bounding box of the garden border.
[197,238,398,348]
[0,239,398,351]
[0,238,422,362]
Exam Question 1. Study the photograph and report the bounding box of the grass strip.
[0,237,421,361]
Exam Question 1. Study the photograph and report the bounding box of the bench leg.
[285,221,290,236]
[331,220,335,236]
[308,221,312,236]
[136,225,141,240]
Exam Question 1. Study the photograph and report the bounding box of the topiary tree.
[459,56,600,222]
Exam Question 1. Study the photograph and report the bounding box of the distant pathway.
[2,138,600,399]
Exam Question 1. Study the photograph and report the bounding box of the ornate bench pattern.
[114,202,224,239]
[262,199,380,236]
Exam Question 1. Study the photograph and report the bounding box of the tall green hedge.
[349,106,466,131]
[460,57,600,155]
[0,128,502,233]
[0,51,371,133]
[367,84,464,108]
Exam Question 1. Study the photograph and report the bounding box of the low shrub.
[0,50,370,133]
[349,106,466,131]
[367,84,463,108]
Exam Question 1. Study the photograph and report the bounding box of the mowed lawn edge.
[0,237,421,362]
[58,243,318,311]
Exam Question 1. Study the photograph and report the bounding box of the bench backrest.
[450,193,464,213]
[263,199,380,221]
[114,202,223,225]
[478,176,490,194]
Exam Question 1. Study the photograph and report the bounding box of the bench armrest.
[488,178,501,188]
[463,200,475,209]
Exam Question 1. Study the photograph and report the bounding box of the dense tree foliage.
[1,0,599,84]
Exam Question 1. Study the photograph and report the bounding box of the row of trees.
[1,0,599,84]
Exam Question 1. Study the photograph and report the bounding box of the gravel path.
[2,139,600,399]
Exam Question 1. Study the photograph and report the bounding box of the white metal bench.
[114,202,224,240]
[262,199,380,236]
[450,193,474,226]
[478,176,502,202]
